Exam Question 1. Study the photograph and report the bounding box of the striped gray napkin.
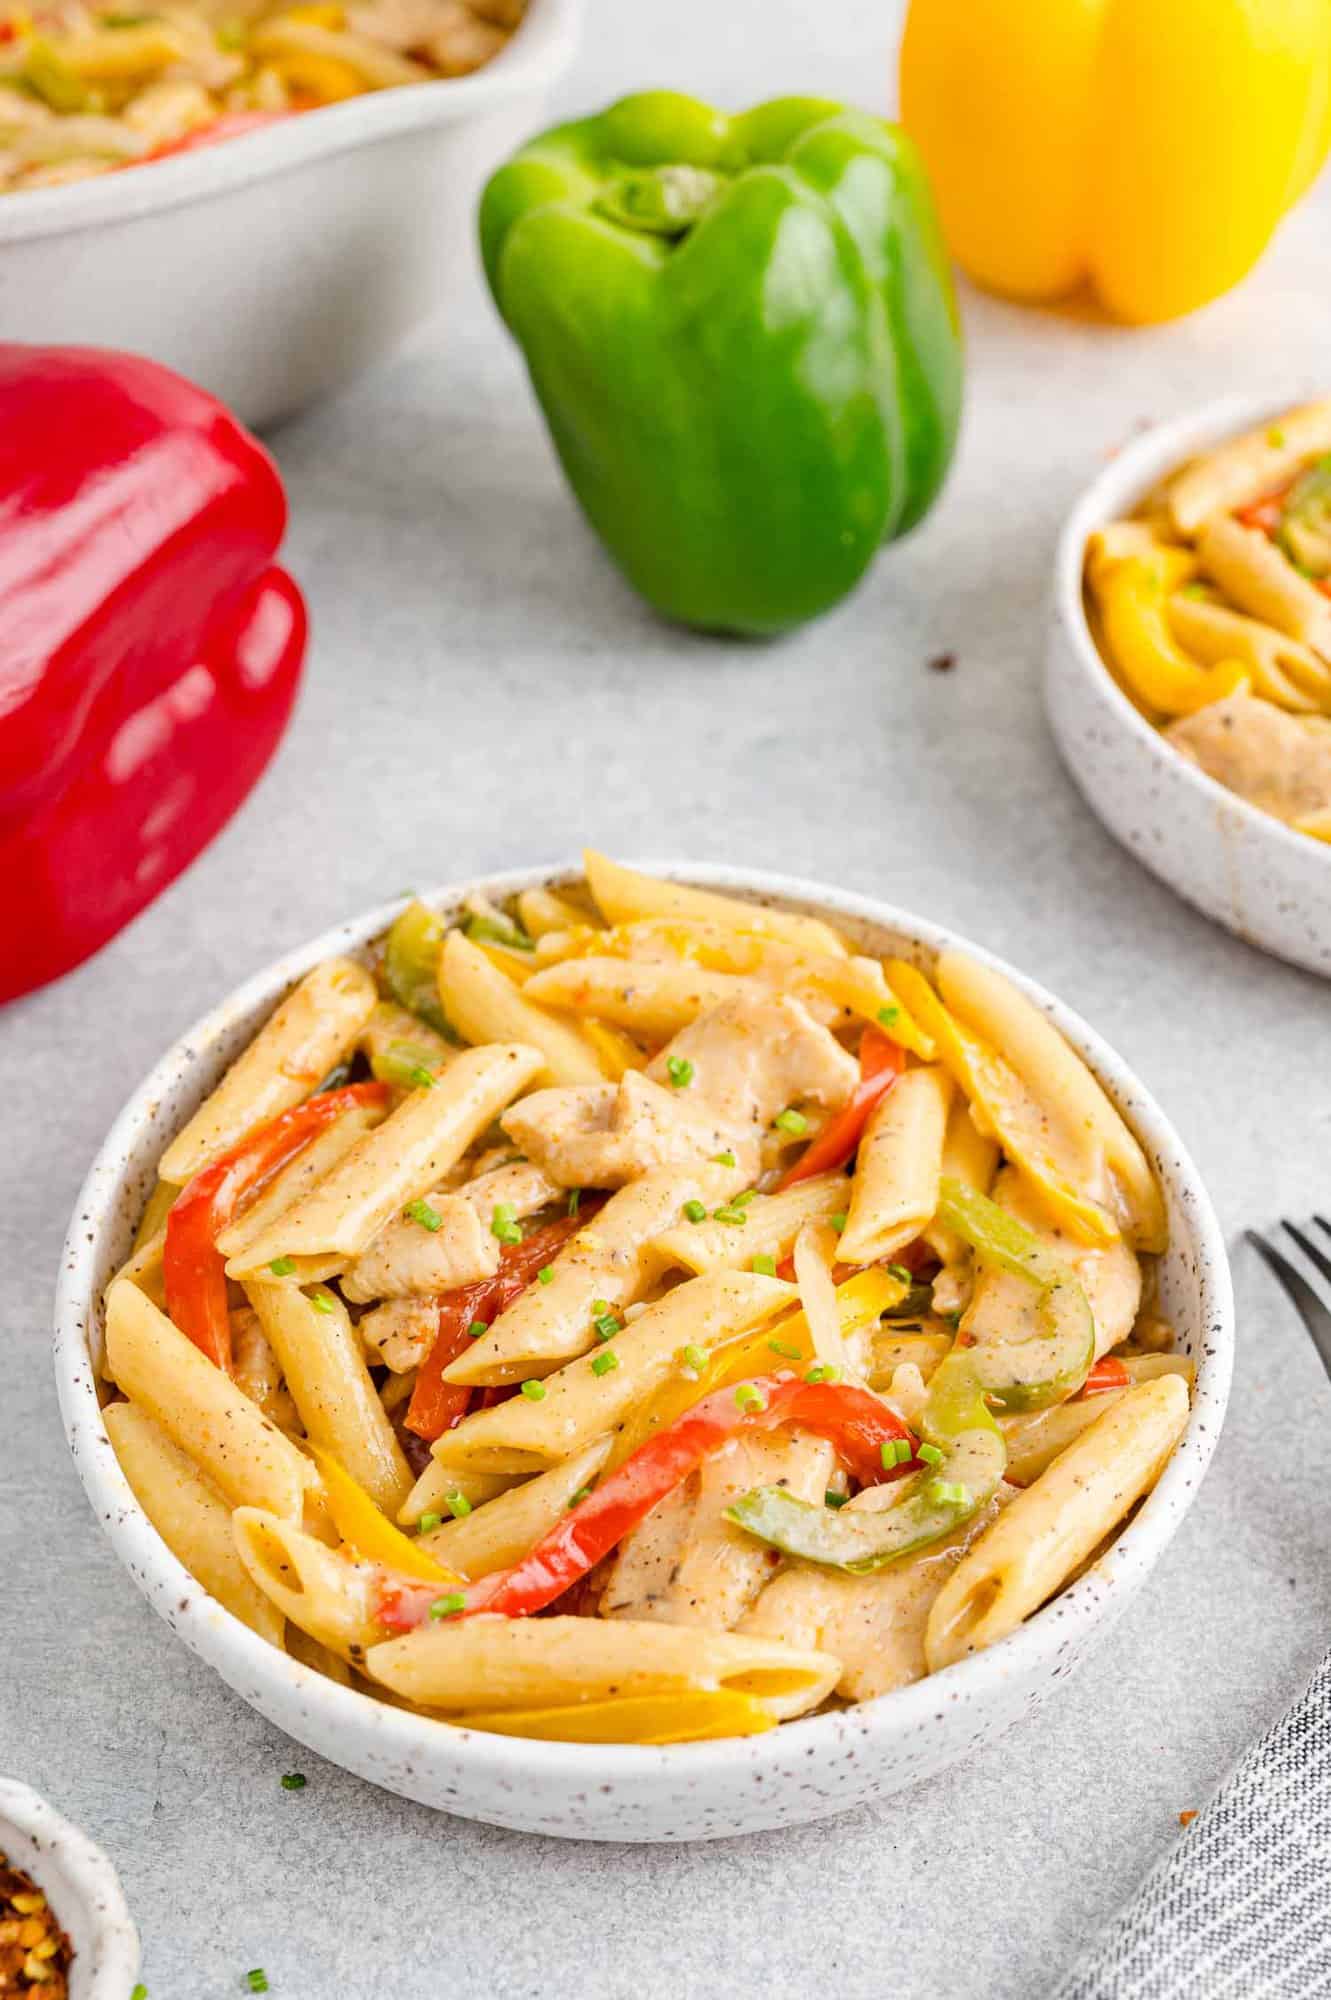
[1052,1651,1331,1999]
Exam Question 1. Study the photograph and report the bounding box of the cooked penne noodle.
[921,1098,999,1266]
[517,885,593,938]
[439,931,607,1085]
[649,1172,850,1278]
[523,956,752,1040]
[108,1226,168,1311]
[365,1614,841,1720]
[1165,400,1331,535]
[839,1066,952,1267]
[925,1375,1190,1671]
[216,1101,387,1260]
[420,1440,612,1578]
[104,1402,285,1646]
[430,1271,797,1473]
[233,1510,382,1664]
[132,1177,180,1252]
[105,1281,318,1521]
[583,849,848,958]
[227,1043,544,1272]
[1197,513,1331,661]
[1167,593,1331,713]
[244,1280,412,1516]
[160,958,377,1184]
[397,1459,522,1529]
[445,1163,744,1386]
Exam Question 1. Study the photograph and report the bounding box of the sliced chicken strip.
[1166,691,1331,828]
[645,992,858,1142]
[602,1429,834,1630]
[501,1068,754,1189]
[342,1161,559,1303]
[359,1295,439,1374]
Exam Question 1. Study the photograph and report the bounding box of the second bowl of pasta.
[1048,395,1331,978]
[54,857,1232,1840]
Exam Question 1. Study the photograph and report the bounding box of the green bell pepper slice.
[480,90,962,636]
[1279,454,1331,577]
[382,899,455,1041]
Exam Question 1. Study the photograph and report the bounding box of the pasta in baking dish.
[1085,398,1331,845]
[100,856,1192,1744]
[0,0,521,193]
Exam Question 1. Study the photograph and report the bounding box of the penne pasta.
[1165,400,1331,535]
[244,1279,413,1516]
[1197,512,1331,662]
[159,957,377,1184]
[925,1375,1190,1671]
[104,1402,284,1646]
[420,1440,612,1578]
[1167,592,1331,714]
[523,956,752,1041]
[226,1043,544,1272]
[104,1280,318,1521]
[430,1270,797,1473]
[397,1458,522,1529]
[839,1065,952,1267]
[438,930,608,1085]
[583,849,848,958]
[921,1097,999,1267]
[649,1171,850,1278]
[365,1614,841,1721]
[233,1510,382,1665]
[216,1100,387,1260]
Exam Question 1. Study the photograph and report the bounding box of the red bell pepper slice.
[1078,1354,1131,1398]
[1236,485,1292,536]
[163,1082,388,1372]
[776,1025,905,1190]
[377,1372,917,1631]
[404,1202,605,1442]
[0,345,305,1003]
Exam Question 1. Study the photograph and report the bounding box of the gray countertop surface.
[4,3,1331,1994]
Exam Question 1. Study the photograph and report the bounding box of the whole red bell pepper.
[0,344,306,1004]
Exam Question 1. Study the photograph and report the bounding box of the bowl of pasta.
[54,855,1232,1840]
[0,0,581,428]
[1047,395,1331,978]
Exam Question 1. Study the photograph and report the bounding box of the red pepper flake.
[1179,1810,1198,1828]
[927,651,957,673]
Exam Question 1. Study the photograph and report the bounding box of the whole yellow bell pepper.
[899,0,1331,322]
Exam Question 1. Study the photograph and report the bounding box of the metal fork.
[1248,1215,1331,1380]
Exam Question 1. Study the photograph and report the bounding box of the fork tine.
[1314,1214,1331,1241]
[1248,1228,1331,1383]
[1283,1220,1331,1290]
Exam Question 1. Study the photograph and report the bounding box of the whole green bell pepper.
[480,91,963,636]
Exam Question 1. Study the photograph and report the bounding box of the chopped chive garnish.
[594,1313,621,1341]
[825,1491,849,1509]
[681,1343,707,1372]
[713,1205,748,1226]
[404,1197,443,1232]
[886,1262,912,1284]
[567,1487,591,1508]
[131,1987,149,1999]
[408,1064,436,1089]
[268,1256,295,1276]
[773,1107,808,1135]
[877,1005,900,1028]
[538,1265,555,1285]
[925,1479,971,1508]
[917,1442,944,1467]
[520,1379,547,1401]
[446,1491,472,1519]
[805,1362,841,1384]
[734,1189,756,1208]
[309,1290,335,1314]
[591,1349,619,1376]
[592,1298,609,1313]
[429,1593,467,1619]
[491,1202,522,1245]
[712,1150,736,1167]
[683,1198,707,1224]
[463,911,535,952]
[1267,425,1287,448]
[567,1188,582,1217]
[418,1512,443,1534]
[246,1975,269,1995]
[881,1438,912,1468]
[280,1772,306,1791]
[752,1253,777,1277]
[468,1319,489,1339]
[767,1337,801,1358]
[734,1381,767,1414]
[666,1055,694,1089]
[829,1212,847,1233]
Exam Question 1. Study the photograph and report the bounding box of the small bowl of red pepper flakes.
[0,1784,139,2000]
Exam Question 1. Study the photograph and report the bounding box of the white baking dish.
[0,0,582,428]
[54,862,1233,1842]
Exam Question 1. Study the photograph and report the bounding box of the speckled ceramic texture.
[1046,395,1331,979]
[53,865,1233,1843]
[0,1781,140,1998]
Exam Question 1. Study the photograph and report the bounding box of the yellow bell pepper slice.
[885,962,1118,1247]
[901,0,1331,324]
[1094,553,1249,719]
[454,1692,777,1743]
[273,46,362,101]
[311,1445,463,1586]
[1295,809,1331,844]
[580,1018,646,1078]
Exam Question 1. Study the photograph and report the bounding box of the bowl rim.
[53,859,1234,1799]
[1052,390,1331,873]
[0,0,582,244]
[0,1780,140,1998]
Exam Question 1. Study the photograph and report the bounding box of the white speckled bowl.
[1047,397,1331,979]
[0,1781,140,1998]
[54,864,1232,1841]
